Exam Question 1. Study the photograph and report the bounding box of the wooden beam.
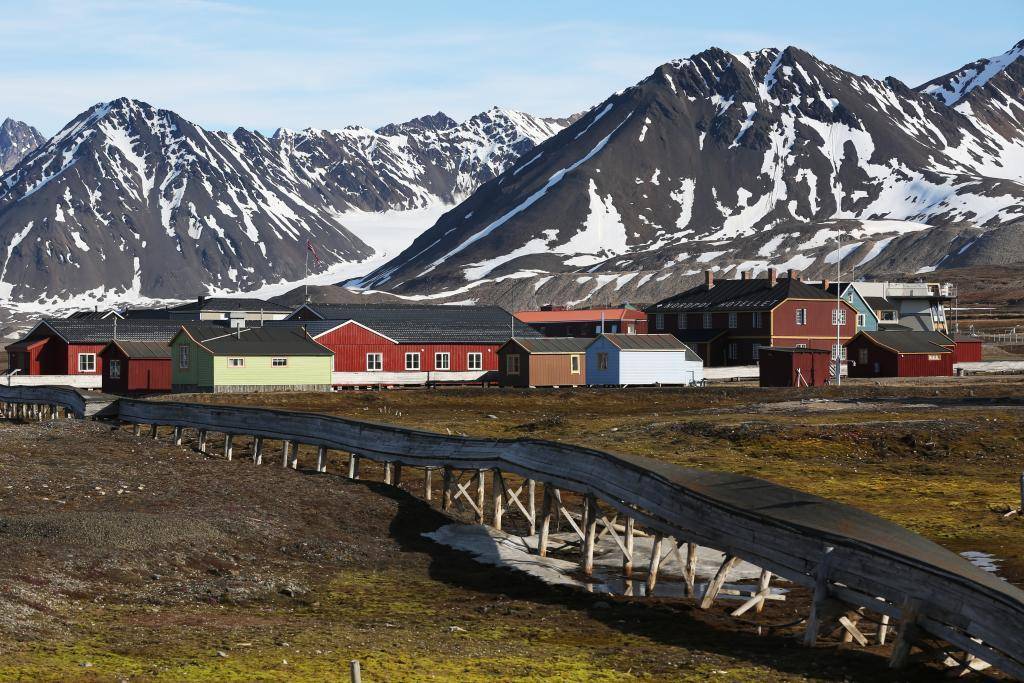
[281,441,291,468]
[646,534,665,595]
[538,485,554,557]
[889,599,922,669]
[348,453,360,479]
[133,424,142,437]
[684,542,698,597]
[475,470,486,524]
[149,424,158,439]
[198,429,208,454]
[441,466,453,511]
[423,467,432,501]
[582,494,598,576]
[552,489,585,541]
[316,446,328,473]
[839,615,869,647]
[756,569,772,614]
[492,469,505,531]
[173,426,183,446]
[877,614,890,645]
[623,516,635,578]
[804,546,835,646]
[383,462,393,485]
[700,555,740,610]
[224,434,234,461]
[527,479,536,536]
[252,436,263,465]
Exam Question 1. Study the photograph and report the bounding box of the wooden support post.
[198,429,208,454]
[526,479,536,536]
[149,424,158,439]
[700,555,740,610]
[538,485,554,557]
[289,441,299,469]
[252,436,263,465]
[475,470,486,524]
[173,426,183,446]
[281,440,291,468]
[623,516,635,577]
[582,494,598,576]
[755,568,772,614]
[803,546,835,646]
[384,462,393,485]
[392,462,402,486]
[888,600,921,669]
[316,446,328,473]
[441,466,453,511]
[839,614,868,647]
[350,659,361,683]
[684,542,698,597]
[133,424,142,437]
[224,434,234,460]
[877,614,890,645]
[423,468,432,501]
[646,533,665,595]
[492,470,505,531]
[348,453,360,479]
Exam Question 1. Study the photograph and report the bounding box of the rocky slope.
[0,118,45,173]
[354,40,1024,304]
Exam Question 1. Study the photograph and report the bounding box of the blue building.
[823,282,878,332]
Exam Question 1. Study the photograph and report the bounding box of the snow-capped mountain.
[0,99,568,306]
[0,118,46,173]
[356,40,1024,302]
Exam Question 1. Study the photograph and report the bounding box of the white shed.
[585,334,704,386]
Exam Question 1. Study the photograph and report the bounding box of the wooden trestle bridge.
[2,385,1023,678]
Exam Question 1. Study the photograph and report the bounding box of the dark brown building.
[758,347,833,387]
[497,337,591,387]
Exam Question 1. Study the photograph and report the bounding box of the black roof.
[648,276,836,313]
[169,297,291,313]
[763,346,831,354]
[857,330,954,354]
[864,296,895,311]
[505,337,592,353]
[105,340,172,359]
[179,323,331,356]
[67,309,123,320]
[122,307,172,320]
[599,334,700,360]
[287,303,541,343]
[23,319,189,344]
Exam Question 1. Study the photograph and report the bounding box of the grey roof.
[505,337,592,354]
[67,309,123,320]
[648,276,836,313]
[857,330,954,354]
[600,334,701,361]
[287,303,541,343]
[169,297,291,313]
[179,323,331,356]
[105,340,172,359]
[22,319,189,344]
[865,296,895,311]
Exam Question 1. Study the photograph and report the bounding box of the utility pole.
[835,233,842,386]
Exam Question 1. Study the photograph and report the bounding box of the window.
[109,359,121,379]
[728,343,738,360]
[405,352,421,370]
[654,313,664,330]
[506,354,520,375]
[928,354,942,361]
[795,308,808,326]
[703,313,713,329]
[752,343,762,361]
[881,310,898,322]
[467,352,483,370]
[831,308,847,326]
[796,343,808,349]
[178,345,190,369]
[227,357,244,368]
[78,353,96,373]
[728,312,738,329]
[752,311,762,329]
[366,353,383,371]
[597,352,609,370]
[858,348,869,365]
[570,354,581,374]
[677,314,687,330]
[831,344,847,361]
[272,358,288,367]
[435,352,450,370]
[856,313,866,328]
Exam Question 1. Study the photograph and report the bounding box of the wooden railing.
[0,385,87,418]
[2,387,1023,677]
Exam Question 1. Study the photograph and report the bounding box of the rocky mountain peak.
[376,111,457,136]
[0,117,47,174]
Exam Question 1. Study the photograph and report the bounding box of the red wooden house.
[758,347,833,387]
[6,319,183,377]
[953,336,983,363]
[284,303,542,386]
[99,341,172,394]
[846,330,955,378]
[646,269,858,367]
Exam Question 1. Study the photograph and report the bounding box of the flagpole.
[304,247,309,303]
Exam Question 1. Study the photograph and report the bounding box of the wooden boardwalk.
[1,385,1022,677]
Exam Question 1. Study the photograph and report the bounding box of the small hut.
[758,347,832,387]
[586,334,703,386]
[100,340,173,394]
[497,338,590,388]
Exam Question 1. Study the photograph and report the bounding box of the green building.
[170,323,333,393]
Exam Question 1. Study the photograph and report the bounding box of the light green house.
[170,323,333,393]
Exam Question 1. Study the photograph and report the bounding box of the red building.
[758,347,833,387]
[514,308,648,337]
[6,320,183,376]
[100,341,172,394]
[846,330,954,378]
[953,336,984,363]
[285,303,542,386]
[646,269,858,367]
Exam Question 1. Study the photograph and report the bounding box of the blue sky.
[4,0,1022,135]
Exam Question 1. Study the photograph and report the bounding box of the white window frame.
[752,311,762,329]
[796,308,808,326]
[831,308,847,326]
[856,313,866,328]
[467,352,483,371]
[570,354,581,374]
[434,352,450,370]
[677,314,687,330]
[654,313,664,330]
[366,353,383,372]
[728,312,738,329]
[78,353,96,373]
[227,357,245,368]
[795,343,808,349]
[506,354,520,376]
[178,345,190,369]
[108,358,121,379]
[703,312,713,329]
[881,310,898,322]
[272,358,288,367]
[597,352,609,370]
[404,352,420,371]
[831,344,847,361]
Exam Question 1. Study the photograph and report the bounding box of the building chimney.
[197,294,207,306]
[768,268,777,287]
[741,270,750,281]
[705,270,714,289]
[787,268,799,281]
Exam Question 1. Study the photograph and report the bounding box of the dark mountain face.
[0,100,566,306]
[355,41,1024,300]
[0,118,46,173]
